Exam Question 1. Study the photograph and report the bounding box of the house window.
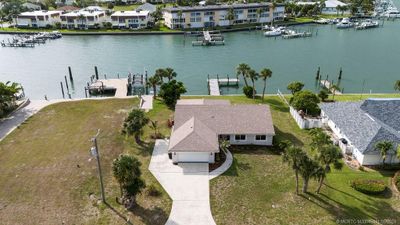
[219,135,230,140]
[235,135,246,141]
[255,135,267,141]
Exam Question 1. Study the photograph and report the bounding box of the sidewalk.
[0,99,65,141]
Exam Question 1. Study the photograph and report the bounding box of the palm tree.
[309,128,331,152]
[164,67,177,81]
[149,120,159,138]
[299,154,320,193]
[78,14,85,29]
[282,145,306,195]
[259,68,272,102]
[375,141,394,166]
[256,8,262,23]
[270,1,277,27]
[219,139,230,153]
[227,7,235,25]
[248,69,259,99]
[315,145,343,193]
[330,84,340,101]
[155,68,166,83]
[177,10,183,29]
[394,80,400,93]
[236,63,250,87]
[112,154,145,206]
[122,109,149,144]
[148,75,162,99]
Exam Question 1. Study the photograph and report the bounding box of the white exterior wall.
[16,13,61,28]
[291,107,322,129]
[172,152,215,163]
[228,134,273,146]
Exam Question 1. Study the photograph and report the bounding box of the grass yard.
[182,95,400,225]
[0,98,172,225]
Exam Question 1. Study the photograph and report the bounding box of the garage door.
[178,152,210,163]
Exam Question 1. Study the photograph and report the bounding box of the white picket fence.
[277,89,322,129]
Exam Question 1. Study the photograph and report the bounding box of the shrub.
[291,90,321,116]
[243,86,255,98]
[146,184,161,196]
[395,174,400,191]
[318,90,329,102]
[351,179,386,195]
[359,166,365,172]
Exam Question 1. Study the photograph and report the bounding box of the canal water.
[1,19,400,99]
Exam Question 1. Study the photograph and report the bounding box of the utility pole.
[90,129,106,203]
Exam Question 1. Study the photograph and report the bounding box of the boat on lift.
[336,18,354,29]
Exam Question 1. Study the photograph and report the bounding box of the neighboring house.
[56,0,75,6]
[320,98,400,166]
[110,10,152,29]
[22,2,42,11]
[322,0,349,15]
[137,3,157,14]
[56,6,81,13]
[163,2,285,29]
[168,99,275,163]
[16,10,62,28]
[60,7,106,29]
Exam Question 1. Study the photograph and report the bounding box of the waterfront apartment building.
[110,10,153,29]
[16,10,62,28]
[60,7,106,29]
[163,3,285,29]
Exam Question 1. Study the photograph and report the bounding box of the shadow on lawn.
[274,126,305,147]
[300,188,400,223]
[129,203,168,225]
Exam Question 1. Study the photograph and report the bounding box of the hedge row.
[351,179,387,195]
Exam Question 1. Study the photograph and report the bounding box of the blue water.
[1,18,400,99]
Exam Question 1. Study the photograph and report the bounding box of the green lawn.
[0,98,172,225]
[190,95,400,225]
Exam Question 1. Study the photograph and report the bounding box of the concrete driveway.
[149,139,216,225]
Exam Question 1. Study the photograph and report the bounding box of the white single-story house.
[16,10,62,28]
[320,98,400,166]
[168,99,275,163]
[322,0,349,15]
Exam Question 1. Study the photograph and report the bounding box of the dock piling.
[95,66,99,80]
[64,76,69,93]
[68,66,73,81]
[60,82,65,99]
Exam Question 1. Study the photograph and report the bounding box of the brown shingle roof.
[168,117,219,152]
[168,99,275,153]
[174,103,275,135]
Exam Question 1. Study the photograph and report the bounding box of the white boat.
[336,18,354,29]
[383,8,400,18]
[355,19,380,29]
[264,27,285,37]
[314,18,329,24]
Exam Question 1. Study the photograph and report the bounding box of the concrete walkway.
[149,140,216,225]
[209,150,233,180]
[140,95,153,112]
[0,99,65,141]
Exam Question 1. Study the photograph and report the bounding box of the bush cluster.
[243,86,255,98]
[351,179,386,195]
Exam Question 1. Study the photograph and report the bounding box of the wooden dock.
[88,78,129,97]
[207,75,239,96]
[320,80,342,95]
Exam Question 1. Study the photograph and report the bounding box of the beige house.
[163,3,285,29]
[168,99,275,163]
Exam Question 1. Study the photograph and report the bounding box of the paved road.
[0,100,65,141]
[149,140,216,225]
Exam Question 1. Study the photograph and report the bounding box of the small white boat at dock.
[336,18,354,29]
